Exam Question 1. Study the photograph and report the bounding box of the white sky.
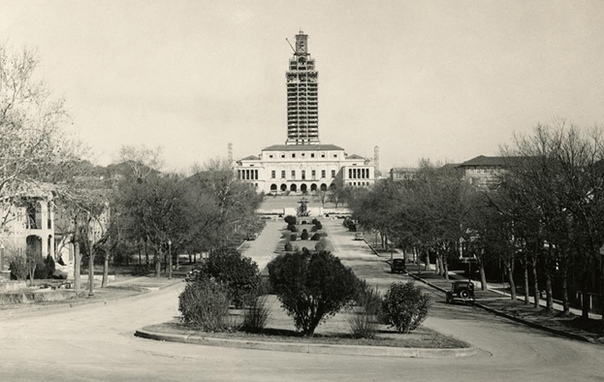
[2,0,604,174]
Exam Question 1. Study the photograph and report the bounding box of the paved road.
[0,218,603,381]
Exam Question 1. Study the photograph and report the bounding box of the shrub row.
[179,248,430,339]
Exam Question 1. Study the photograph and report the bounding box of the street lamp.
[168,239,172,280]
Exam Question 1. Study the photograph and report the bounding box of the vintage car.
[445,281,475,304]
[390,258,407,274]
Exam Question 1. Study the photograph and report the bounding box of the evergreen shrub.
[195,248,260,307]
[284,215,297,225]
[178,277,232,331]
[268,249,359,336]
[381,281,430,333]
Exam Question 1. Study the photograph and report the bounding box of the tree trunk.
[505,261,517,300]
[443,256,449,281]
[155,246,161,277]
[88,245,95,296]
[561,266,569,315]
[531,252,540,309]
[434,255,441,275]
[73,240,81,290]
[581,273,590,320]
[101,236,110,288]
[138,245,142,272]
[478,257,487,291]
[545,271,554,313]
[523,254,530,305]
[424,252,431,271]
[144,240,149,266]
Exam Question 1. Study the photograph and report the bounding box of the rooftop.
[262,144,345,152]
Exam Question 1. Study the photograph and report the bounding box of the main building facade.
[235,31,375,194]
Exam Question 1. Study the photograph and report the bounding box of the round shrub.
[301,230,309,240]
[381,281,430,333]
[196,248,260,307]
[310,226,318,232]
[284,215,297,225]
[287,224,298,233]
[301,220,307,225]
[311,219,318,225]
[285,242,293,251]
[311,233,321,241]
[178,277,231,331]
[290,234,297,241]
[268,249,359,336]
[314,221,323,230]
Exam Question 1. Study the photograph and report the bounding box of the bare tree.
[0,43,81,233]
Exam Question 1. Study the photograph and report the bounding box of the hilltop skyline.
[2,1,604,174]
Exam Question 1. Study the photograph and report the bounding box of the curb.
[473,302,594,343]
[134,329,476,358]
[408,273,595,344]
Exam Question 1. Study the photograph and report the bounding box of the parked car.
[246,233,258,241]
[390,258,407,274]
[445,281,475,304]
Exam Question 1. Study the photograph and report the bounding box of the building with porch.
[0,184,56,278]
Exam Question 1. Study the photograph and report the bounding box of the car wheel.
[460,290,470,299]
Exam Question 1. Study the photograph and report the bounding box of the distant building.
[457,155,525,189]
[0,183,56,277]
[389,167,418,181]
[234,31,375,194]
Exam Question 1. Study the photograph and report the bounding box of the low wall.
[0,280,27,292]
[0,289,87,305]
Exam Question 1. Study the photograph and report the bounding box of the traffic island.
[135,291,476,359]
[135,321,476,359]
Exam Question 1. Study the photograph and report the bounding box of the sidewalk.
[0,275,182,318]
[407,265,603,344]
